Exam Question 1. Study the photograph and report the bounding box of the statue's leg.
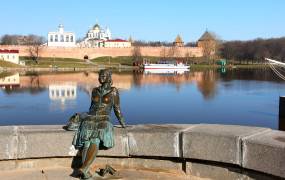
[81,142,89,164]
[79,139,99,179]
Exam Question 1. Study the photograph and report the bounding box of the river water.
[0,68,285,130]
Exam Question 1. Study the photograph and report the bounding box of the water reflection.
[0,68,279,100]
[49,83,77,111]
[134,69,217,99]
[0,73,20,90]
[0,68,284,129]
[195,70,217,100]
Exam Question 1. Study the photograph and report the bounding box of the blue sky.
[1,0,285,42]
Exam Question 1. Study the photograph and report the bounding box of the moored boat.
[143,61,190,70]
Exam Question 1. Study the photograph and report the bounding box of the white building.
[77,23,112,48]
[47,24,76,47]
[103,39,131,48]
[0,49,20,64]
[87,24,111,40]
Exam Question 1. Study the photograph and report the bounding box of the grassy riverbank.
[0,56,268,70]
[0,60,23,68]
[90,56,160,66]
[21,57,94,68]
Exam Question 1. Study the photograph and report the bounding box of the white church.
[78,23,131,48]
[47,23,131,48]
[77,23,111,48]
[47,24,76,47]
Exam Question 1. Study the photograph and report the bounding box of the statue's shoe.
[80,171,93,180]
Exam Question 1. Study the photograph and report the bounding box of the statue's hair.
[99,69,112,85]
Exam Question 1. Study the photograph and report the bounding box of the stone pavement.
[0,167,208,180]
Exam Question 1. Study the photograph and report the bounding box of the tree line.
[0,34,45,45]
[0,34,45,63]
[220,37,285,64]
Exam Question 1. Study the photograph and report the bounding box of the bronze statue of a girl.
[68,69,126,179]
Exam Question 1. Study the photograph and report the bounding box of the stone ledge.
[0,124,284,178]
[243,130,285,178]
[0,125,129,160]
[127,124,196,157]
[182,124,269,165]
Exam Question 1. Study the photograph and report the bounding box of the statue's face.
[99,71,108,84]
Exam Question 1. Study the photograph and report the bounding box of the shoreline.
[0,64,269,72]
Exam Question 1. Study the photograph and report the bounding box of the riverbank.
[0,56,269,72]
[1,56,268,67]
[0,124,284,179]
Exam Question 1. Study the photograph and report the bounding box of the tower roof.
[174,35,183,43]
[198,31,215,41]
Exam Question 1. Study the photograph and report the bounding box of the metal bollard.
[279,96,285,117]
[279,96,285,131]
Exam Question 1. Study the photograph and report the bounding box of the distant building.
[77,23,131,48]
[197,31,216,48]
[47,24,76,47]
[78,23,111,48]
[197,31,218,56]
[0,49,20,64]
[103,39,131,48]
[173,35,184,47]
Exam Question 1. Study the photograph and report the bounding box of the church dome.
[93,24,100,30]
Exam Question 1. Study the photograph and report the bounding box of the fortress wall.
[0,45,203,59]
[0,124,284,179]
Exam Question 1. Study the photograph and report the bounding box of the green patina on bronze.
[66,69,126,179]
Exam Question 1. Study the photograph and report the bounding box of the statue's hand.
[119,117,126,128]
[114,124,130,128]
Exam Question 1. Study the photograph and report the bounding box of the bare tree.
[185,51,192,62]
[160,47,167,59]
[132,46,143,62]
[167,47,175,58]
[29,45,42,63]
[0,34,45,45]
[26,35,45,63]
[0,35,18,45]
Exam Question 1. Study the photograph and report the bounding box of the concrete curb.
[0,124,284,179]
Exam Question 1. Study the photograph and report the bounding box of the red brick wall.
[0,45,203,59]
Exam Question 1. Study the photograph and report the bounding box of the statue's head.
[98,69,112,85]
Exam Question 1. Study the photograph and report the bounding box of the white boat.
[143,62,190,70]
[144,68,189,75]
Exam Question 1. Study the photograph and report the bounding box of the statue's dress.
[73,86,125,149]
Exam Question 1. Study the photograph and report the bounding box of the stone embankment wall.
[0,45,203,59]
[0,124,284,179]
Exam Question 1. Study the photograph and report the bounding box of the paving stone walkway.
[0,167,208,180]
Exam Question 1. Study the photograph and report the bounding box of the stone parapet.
[182,124,270,165]
[127,124,196,157]
[243,130,285,178]
[0,124,284,179]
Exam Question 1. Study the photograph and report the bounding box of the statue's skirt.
[72,116,114,149]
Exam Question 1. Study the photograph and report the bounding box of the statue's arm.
[89,88,96,112]
[112,88,126,128]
